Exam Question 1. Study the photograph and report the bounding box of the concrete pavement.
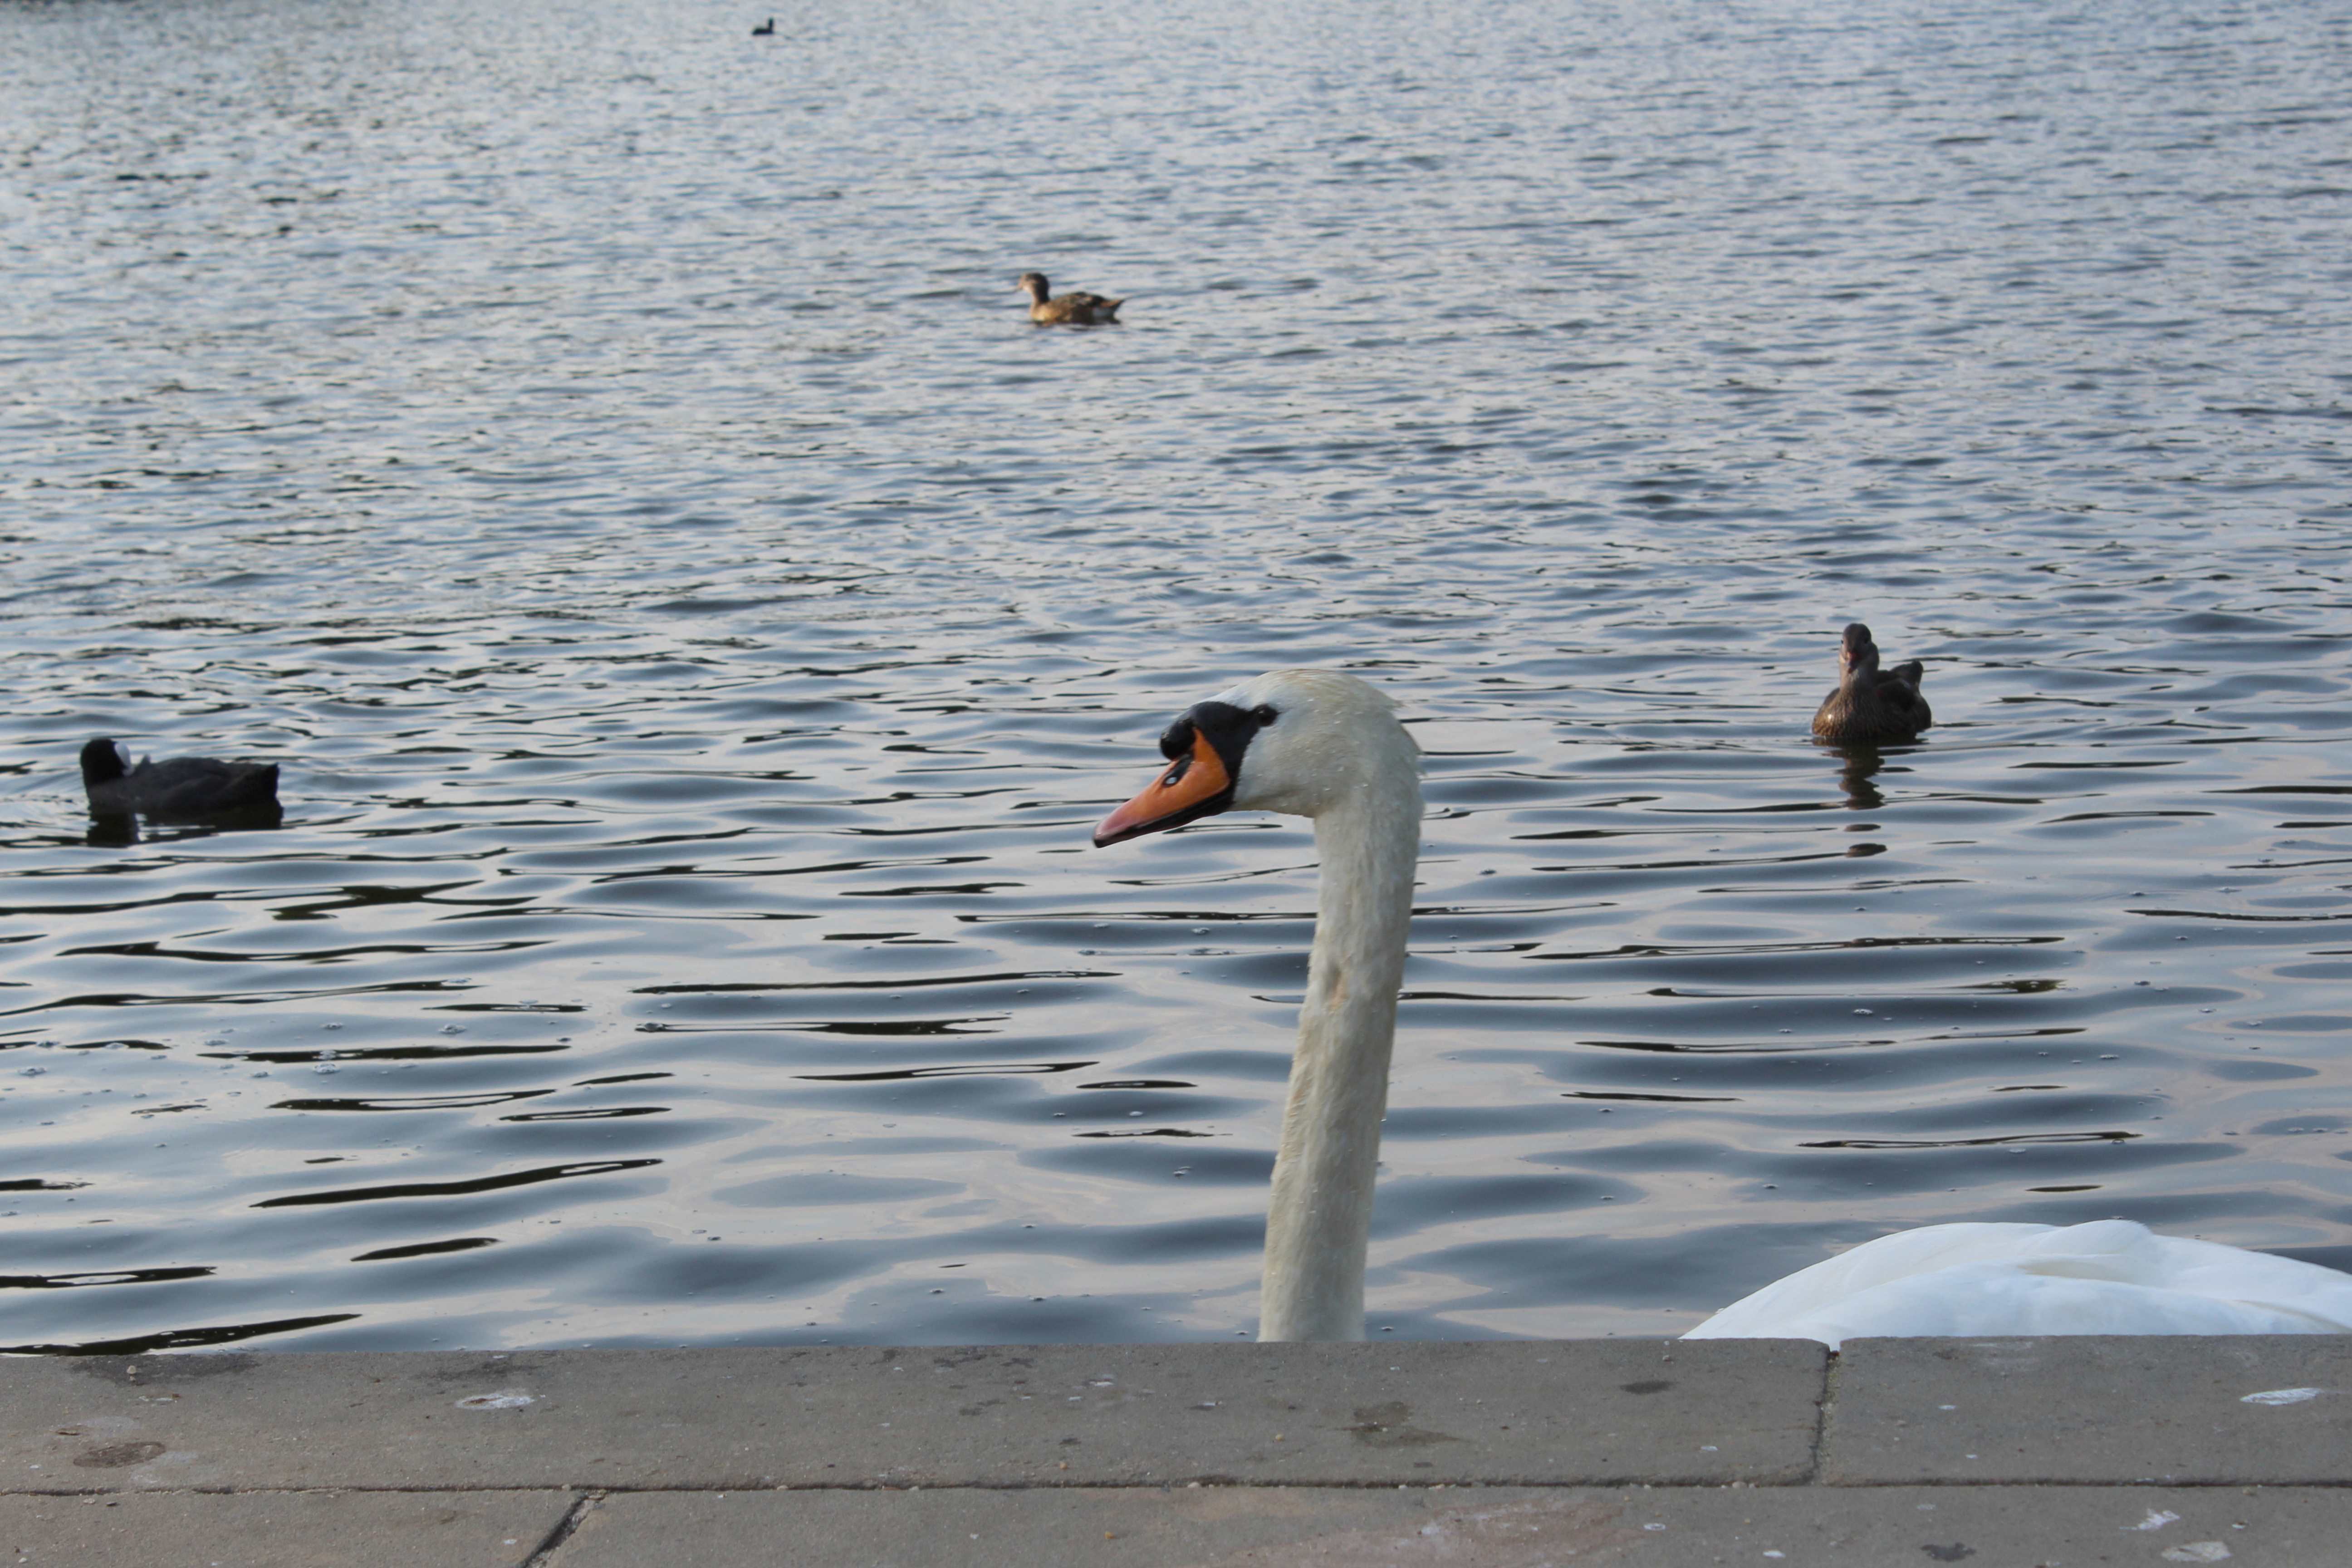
[0,1337,2345,1564]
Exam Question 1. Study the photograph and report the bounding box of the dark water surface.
[2,0,2349,1352]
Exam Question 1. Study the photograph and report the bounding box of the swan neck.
[1258,772,1420,1342]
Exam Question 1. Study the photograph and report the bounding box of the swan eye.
[1250,705,1278,726]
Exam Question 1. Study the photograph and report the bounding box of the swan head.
[1839,622,1879,677]
[1093,669,1417,847]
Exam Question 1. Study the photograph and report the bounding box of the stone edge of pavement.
[0,1338,2347,1565]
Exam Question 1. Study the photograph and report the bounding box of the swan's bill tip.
[1093,732,1234,847]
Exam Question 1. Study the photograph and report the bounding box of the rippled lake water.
[2,0,2349,1353]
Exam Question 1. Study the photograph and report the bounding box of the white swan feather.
[1687,1219,2352,1345]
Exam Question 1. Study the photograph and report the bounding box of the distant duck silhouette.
[1018,272,1123,326]
[750,17,775,35]
[1812,622,1931,743]
[80,738,280,820]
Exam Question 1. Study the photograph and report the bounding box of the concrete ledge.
[0,1341,1825,1490]
[1828,1336,2352,1485]
[1,1485,2344,1567]
[0,1338,2345,1566]
[557,1486,2352,1568]
[0,1490,575,1568]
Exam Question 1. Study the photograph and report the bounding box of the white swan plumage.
[1095,668,2352,1345]
[1686,1218,2352,1346]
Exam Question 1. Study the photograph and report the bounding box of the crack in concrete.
[522,1489,601,1567]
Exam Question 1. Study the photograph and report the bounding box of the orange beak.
[1093,730,1233,847]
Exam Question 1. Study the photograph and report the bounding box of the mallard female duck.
[1017,272,1123,325]
[1812,622,1931,743]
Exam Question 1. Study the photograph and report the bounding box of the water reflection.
[83,804,283,847]
[1824,742,1886,811]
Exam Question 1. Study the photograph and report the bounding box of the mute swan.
[80,738,280,820]
[1812,622,1931,743]
[1018,272,1124,325]
[1094,668,2352,1345]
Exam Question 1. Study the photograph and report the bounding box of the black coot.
[80,738,281,820]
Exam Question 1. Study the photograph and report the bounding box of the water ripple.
[0,0,2347,1350]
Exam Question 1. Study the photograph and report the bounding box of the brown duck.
[1812,623,1931,743]
[1018,272,1123,325]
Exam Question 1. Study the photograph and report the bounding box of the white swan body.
[1095,670,2352,1345]
[1686,1219,2352,1347]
